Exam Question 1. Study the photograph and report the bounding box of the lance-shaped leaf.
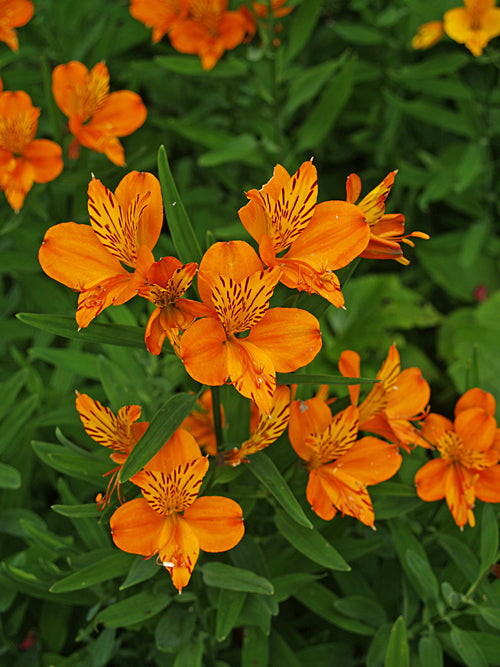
[157,145,202,264]
[277,372,378,385]
[120,392,200,481]
[16,313,144,348]
[247,452,312,529]
[201,563,274,595]
[50,551,134,593]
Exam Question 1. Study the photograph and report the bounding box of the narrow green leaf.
[198,134,261,167]
[16,313,144,348]
[286,0,323,62]
[242,626,269,667]
[216,589,247,641]
[51,504,101,518]
[437,534,479,583]
[0,395,38,456]
[19,519,75,553]
[56,478,109,551]
[270,631,303,667]
[120,556,159,590]
[29,346,100,379]
[50,551,134,592]
[157,145,202,264]
[0,368,28,421]
[276,372,377,385]
[247,452,312,528]
[32,441,109,484]
[450,627,488,667]
[0,462,21,489]
[156,54,247,77]
[418,635,443,667]
[173,636,204,667]
[480,503,499,570]
[120,392,200,481]
[334,596,386,627]
[385,616,409,667]
[155,604,196,653]
[272,573,319,603]
[95,591,172,629]
[405,549,439,601]
[284,58,344,118]
[201,562,274,595]
[275,510,350,571]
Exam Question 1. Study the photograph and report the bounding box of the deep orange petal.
[158,514,199,592]
[75,393,142,454]
[184,495,244,551]
[412,20,445,49]
[110,497,165,557]
[89,91,147,137]
[145,428,202,475]
[23,139,63,183]
[385,367,430,419]
[421,413,454,447]
[336,436,402,485]
[246,307,321,373]
[444,463,476,528]
[455,387,496,416]
[129,0,188,42]
[289,396,332,463]
[52,62,95,119]
[0,156,34,211]
[415,458,448,501]
[306,468,337,521]
[338,349,360,406]
[227,338,276,414]
[455,408,497,451]
[475,466,500,502]
[115,171,163,251]
[180,317,229,386]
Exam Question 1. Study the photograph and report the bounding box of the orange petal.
[455,408,497,451]
[289,395,332,463]
[227,338,276,414]
[238,384,290,458]
[444,6,500,56]
[385,367,430,419]
[110,497,165,557]
[52,61,94,119]
[412,20,445,49]
[421,413,454,447]
[246,307,322,373]
[115,171,163,251]
[338,349,361,406]
[89,91,147,137]
[23,139,63,184]
[75,393,142,454]
[376,343,400,391]
[455,387,496,416]
[39,222,127,291]
[1,157,34,211]
[306,468,337,521]
[444,463,476,528]
[129,0,189,42]
[145,428,202,475]
[180,317,229,386]
[336,436,402,485]
[311,465,376,527]
[415,458,448,501]
[312,405,359,464]
[475,466,500,502]
[184,495,244,551]
[158,514,199,593]
[345,173,361,203]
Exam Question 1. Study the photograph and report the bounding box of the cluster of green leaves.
[1,0,500,666]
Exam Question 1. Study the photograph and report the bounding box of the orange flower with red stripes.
[0,87,62,211]
[110,427,244,592]
[339,344,430,452]
[289,398,402,526]
[52,61,146,165]
[0,0,33,51]
[129,0,188,43]
[415,388,500,528]
[180,240,322,414]
[345,171,429,265]
[239,160,370,308]
[39,171,162,328]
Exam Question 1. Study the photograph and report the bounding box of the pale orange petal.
[335,436,402,485]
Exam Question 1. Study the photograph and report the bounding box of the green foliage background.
[1,0,500,665]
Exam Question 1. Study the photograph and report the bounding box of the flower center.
[0,109,38,155]
[437,431,495,470]
[188,0,223,35]
[78,67,109,122]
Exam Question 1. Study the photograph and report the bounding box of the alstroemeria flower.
[412,20,446,49]
[39,171,162,328]
[139,257,212,355]
[52,61,147,166]
[76,392,149,506]
[169,0,251,70]
[110,427,244,593]
[415,388,500,528]
[181,390,224,456]
[239,161,370,308]
[129,0,188,43]
[339,344,430,452]
[224,384,290,466]
[289,401,402,526]
[0,0,33,51]
[345,171,429,265]
[0,89,62,211]
[180,240,322,414]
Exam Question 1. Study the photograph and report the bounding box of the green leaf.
[0,368,28,421]
[390,520,438,599]
[157,145,202,264]
[286,0,323,62]
[297,54,355,150]
[32,441,109,485]
[120,392,200,481]
[155,604,196,653]
[156,55,247,77]
[418,635,443,667]
[120,556,159,590]
[173,637,205,667]
[198,134,261,167]
[242,627,269,667]
[332,22,383,44]
[284,58,344,118]
[392,53,470,79]
[294,582,374,636]
[50,552,134,592]
[384,617,409,667]
[216,589,246,641]
[385,93,475,138]
[275,510,350,571]
[276,372,377,385]
[437,534,479,583]
[16,313,145,348]
[333,596,387,628]
[95,591,172,629]
[0,395,38,456]
[480,503,499,570]
[0,462,21,489]
[247,452,312,528]
[20,519,75,554]
[478,606,500,631]
[201,562,274,595]
[29,346,101,379]
[269,631,303,667]
[405,549,439,601]
[450,627,488,667]
[51,504,101,518]
[272,573,320,603]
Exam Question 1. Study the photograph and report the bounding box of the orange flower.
[415,388,500,528]
[224,384,290,466]
[38,171,162,328]
[345,171,429,266]
[76,392,149,506]
[0,0,33,51]
[412,20,445,49]
[289,400,402,526]
[253,0,294,19]
[181,389,224,456]
[180,240,322,414]
[339,344,431,452]
[169,0,251,70]
[110,427,244,592]
[444,0,500,55]
[239,161,370,308]
[139,257,212,355]
[0,89,62,211]
[52,61,147,166]
[129,0,188,43]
